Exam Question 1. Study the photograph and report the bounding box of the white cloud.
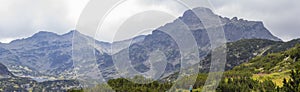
[0,0,89,43]
[94,0,187,42]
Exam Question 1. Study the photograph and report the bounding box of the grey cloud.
[0,0,299,42]
[210,0,300,41]
[0,0,77,42]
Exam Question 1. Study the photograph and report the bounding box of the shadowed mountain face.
[0,7,282,81]
[0,63,13,78]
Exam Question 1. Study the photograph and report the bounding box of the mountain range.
[0,7,285,84]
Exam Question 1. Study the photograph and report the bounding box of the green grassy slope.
[230,44,300,87]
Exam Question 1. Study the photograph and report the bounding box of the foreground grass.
[252,70,290,87]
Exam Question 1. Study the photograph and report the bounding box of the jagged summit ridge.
[164,7,282,42]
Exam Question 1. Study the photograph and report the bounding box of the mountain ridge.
[0,7,285,82]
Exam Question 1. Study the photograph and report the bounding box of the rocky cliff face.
[0,63,13,78]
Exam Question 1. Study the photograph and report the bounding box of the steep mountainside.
[110,7,282,78]
[0,63,14,78]
[201,39,300,73]
[232,44,300,74]
[163,39,300,81]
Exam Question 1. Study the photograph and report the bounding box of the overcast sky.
[0,0,299,43]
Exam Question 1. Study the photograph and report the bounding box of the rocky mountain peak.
[179,7,217,26]
[171,7,282,42]
[231,17,238,21]
[183,7,215,17]
[32,31,59,38]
